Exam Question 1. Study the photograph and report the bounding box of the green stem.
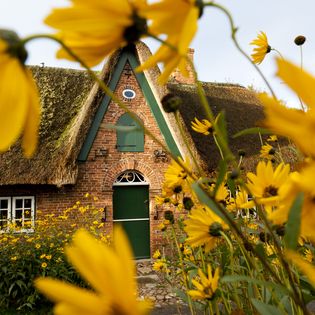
[171,226,195,315]
[189,60,236,166]
[213,134,224,160]
[174,111,204,177]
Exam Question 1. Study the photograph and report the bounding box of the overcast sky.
[1,0,314,107]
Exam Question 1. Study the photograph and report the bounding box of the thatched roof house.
[0,43,264,186]
[0,41,268,258]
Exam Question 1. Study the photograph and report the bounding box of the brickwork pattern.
[0,62,173,255]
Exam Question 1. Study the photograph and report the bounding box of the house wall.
[0,61,173,255]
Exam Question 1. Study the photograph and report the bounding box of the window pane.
[15,210,22,219]
[0,199,8,209]
[15,199,23,209]
[24,198,32,209]
[0,210,8,220]
[24,209,31,219]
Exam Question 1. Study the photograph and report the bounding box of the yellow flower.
[261,58,315,157]
[35,227,152,315]
[250,31,271,64]
[0,35,40,157]
[267,135,278,142]
[41,262,48,268]
[164,157,193,192]
[46,255,52,260]
[227,187,249,212]
[246,161,290,207]
[158,222,166,231]
[153,249,161,259]
[10,256,17,261]
[269,162,315,242]
[152,259,167,272]
[188,265,219,300]
[191,117,213,135]
[137,0,199,84]
[40,254,46,259]
[305,249,313,263]
[35,244,41,249]
[45,0,148,67]
[184,206,228,252]
[286,250,315,287]
[260,143,276,160]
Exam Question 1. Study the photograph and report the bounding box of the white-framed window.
[122,88,136,100]
[0,197,11,230]
[0,196,35,232]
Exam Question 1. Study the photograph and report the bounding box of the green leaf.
[216,111,228,144]
[284,192,304,250]
[251,299,283,315]
[213,159,227,197]
[221,275,289,295]
[233,127,271,138]
[192,181,231,225]
[255,243,267,260]
[226,177,236,198]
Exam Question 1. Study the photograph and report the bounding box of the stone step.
[136,274,159,284]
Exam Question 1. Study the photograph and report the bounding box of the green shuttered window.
[116,113,144,152]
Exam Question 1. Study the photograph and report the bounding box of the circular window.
[122,89,136,100]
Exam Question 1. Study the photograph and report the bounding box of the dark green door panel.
[113,185,150,259]
[118,220,150,259]
[113,186,149,219]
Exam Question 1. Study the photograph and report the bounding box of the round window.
[122,89,136,100]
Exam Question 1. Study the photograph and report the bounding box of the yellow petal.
[0,58,28,152]
[22,70,41,157]
[35,278,108,314]
[285,250,315,287]
[277,58,315,109]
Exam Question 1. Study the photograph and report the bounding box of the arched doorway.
[113,170,150,259]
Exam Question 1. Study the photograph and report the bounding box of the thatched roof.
[0,42,266,186]
[168,82,265,171]
[0,67,95,186]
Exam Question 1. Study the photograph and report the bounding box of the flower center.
[209,222,222,237]
[123,13,147,44]
[0,29,28,64]
[263,185,278,197]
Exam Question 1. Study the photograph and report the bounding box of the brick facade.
[0,61,174,256]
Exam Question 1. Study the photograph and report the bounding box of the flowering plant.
[0,1,315,314]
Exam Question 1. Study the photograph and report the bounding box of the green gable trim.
[78,48,181,161]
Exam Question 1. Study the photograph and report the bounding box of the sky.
[1,0,314,107]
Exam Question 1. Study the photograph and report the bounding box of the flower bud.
[238,149,246,157]
[229,169,240,180]
[294,35,306,46]
[161,94,182,113]
[164,210,174,224]
[183,197,194,211]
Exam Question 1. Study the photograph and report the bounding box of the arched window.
[116,113,144,152]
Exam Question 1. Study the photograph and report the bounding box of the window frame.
[0,197,11,232]
[0,196,35,233]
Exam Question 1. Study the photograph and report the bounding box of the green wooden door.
[113,185,150,259]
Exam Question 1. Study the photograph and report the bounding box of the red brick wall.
[0,62,172,256]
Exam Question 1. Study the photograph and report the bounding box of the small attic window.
[122,89,136,100]
[116,113,144,152]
